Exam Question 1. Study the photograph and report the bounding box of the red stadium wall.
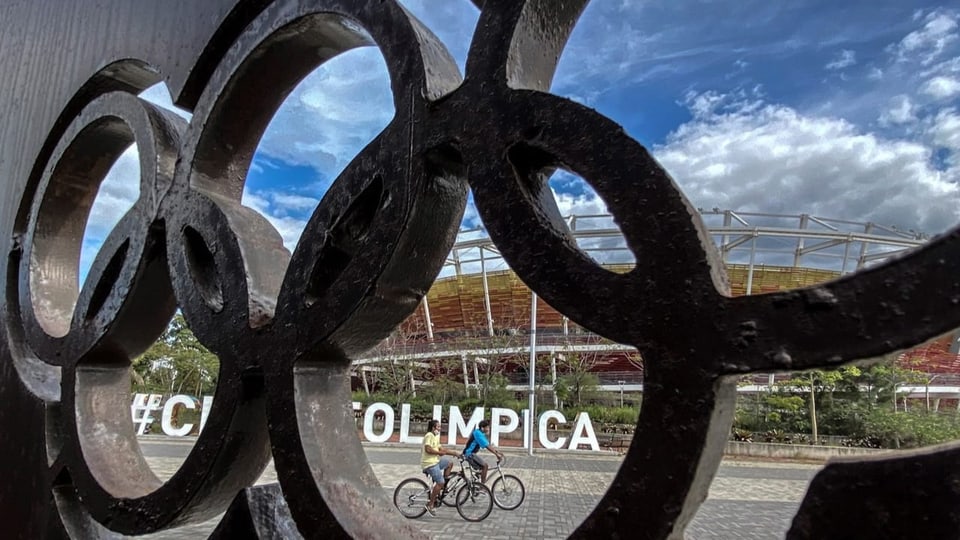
[388,264,959,377]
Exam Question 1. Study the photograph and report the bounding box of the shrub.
[860,409,960,449]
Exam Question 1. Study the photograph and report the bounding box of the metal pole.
[744,238,773,389]
[551,354,558,408]
[473,359,480,392]
[480,246,495,337]
[857,222,873,270]
[422,297,434,341]
[745,232,757,295]
[840,234,852,275]
[453,249,463,276]
[618,380,624,408]
[528,291,537,456]
[793,214,808,267]
[721,210,732,263]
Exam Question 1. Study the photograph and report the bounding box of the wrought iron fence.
[2,1,960,538]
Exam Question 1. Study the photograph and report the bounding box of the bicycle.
[485,457,525,510]
[393,457,494,522]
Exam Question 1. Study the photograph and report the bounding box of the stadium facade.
[354,210,960,405]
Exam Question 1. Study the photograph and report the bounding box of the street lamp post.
[528,292,538,456]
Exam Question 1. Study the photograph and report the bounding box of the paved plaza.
[138,438,821,539]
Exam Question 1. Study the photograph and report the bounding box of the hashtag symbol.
[130,393,163,435]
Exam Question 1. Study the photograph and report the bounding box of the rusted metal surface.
[1,0,959,538]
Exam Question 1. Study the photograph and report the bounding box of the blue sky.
[83,1,960,277]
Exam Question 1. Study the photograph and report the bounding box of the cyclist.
[463,419,504,483]
[421,419,458,515]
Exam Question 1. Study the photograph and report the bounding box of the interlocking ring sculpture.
[7,1,960,538]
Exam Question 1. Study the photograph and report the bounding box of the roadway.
[136,437,820,539]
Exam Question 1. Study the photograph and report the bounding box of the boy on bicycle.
[463,419,504,483]
[421,419,458,515]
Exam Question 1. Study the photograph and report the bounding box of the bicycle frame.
[483,456,526,511]
[486,459,506,484]
[394,456,493,521]
[443,456,480,498]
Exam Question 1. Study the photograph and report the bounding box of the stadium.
[353,209,960,408]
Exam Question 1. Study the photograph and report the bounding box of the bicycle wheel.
[393,478,429,519]
[440,473,465,507]
[491,474,525,510]
[455,482,493,522]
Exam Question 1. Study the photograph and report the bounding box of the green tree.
[555,351,600,406]
[365,358,426,407]
[784,369,841,443]
[360,322,433,407]
[825,355,926,411]
[133,314,219,396]
[417,357,467,409]
[459,330,525,405]
[554,377,571,409]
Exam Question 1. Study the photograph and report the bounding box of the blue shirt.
[464,428,489,456]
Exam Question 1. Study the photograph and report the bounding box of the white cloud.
[826,50,856,70]
[921,75,960,100]
[240,189,271,215]
[76,3,960,281]
[79,146,141,278]
[894,11,959,66]
[254,48,395,178]
[929,108,960,152]
[879,95,917,126]
[262,215,308,251]
[551,189,610,218]
[397,0,479,75]
[806,9,959,128]
[240,188,308,250]
[270,193,320,212]
[460,192,481,229]
[654,92,960,236]
[547,183,634,266]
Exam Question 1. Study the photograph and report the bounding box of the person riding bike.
[421,419,458,515]
[463,419,504,483]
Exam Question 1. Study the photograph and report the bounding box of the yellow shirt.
[421,432,441,469]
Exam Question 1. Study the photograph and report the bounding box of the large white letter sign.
[489,407,519,446]
[363,402,395,443]
[568,412,600,451]
[199,395,214,433]
[538,410,567,450]
[132,395,613,453]
[399,404,423,444]
[160,395,196,437]
[447,406,484,444]
[131,393,163,435]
